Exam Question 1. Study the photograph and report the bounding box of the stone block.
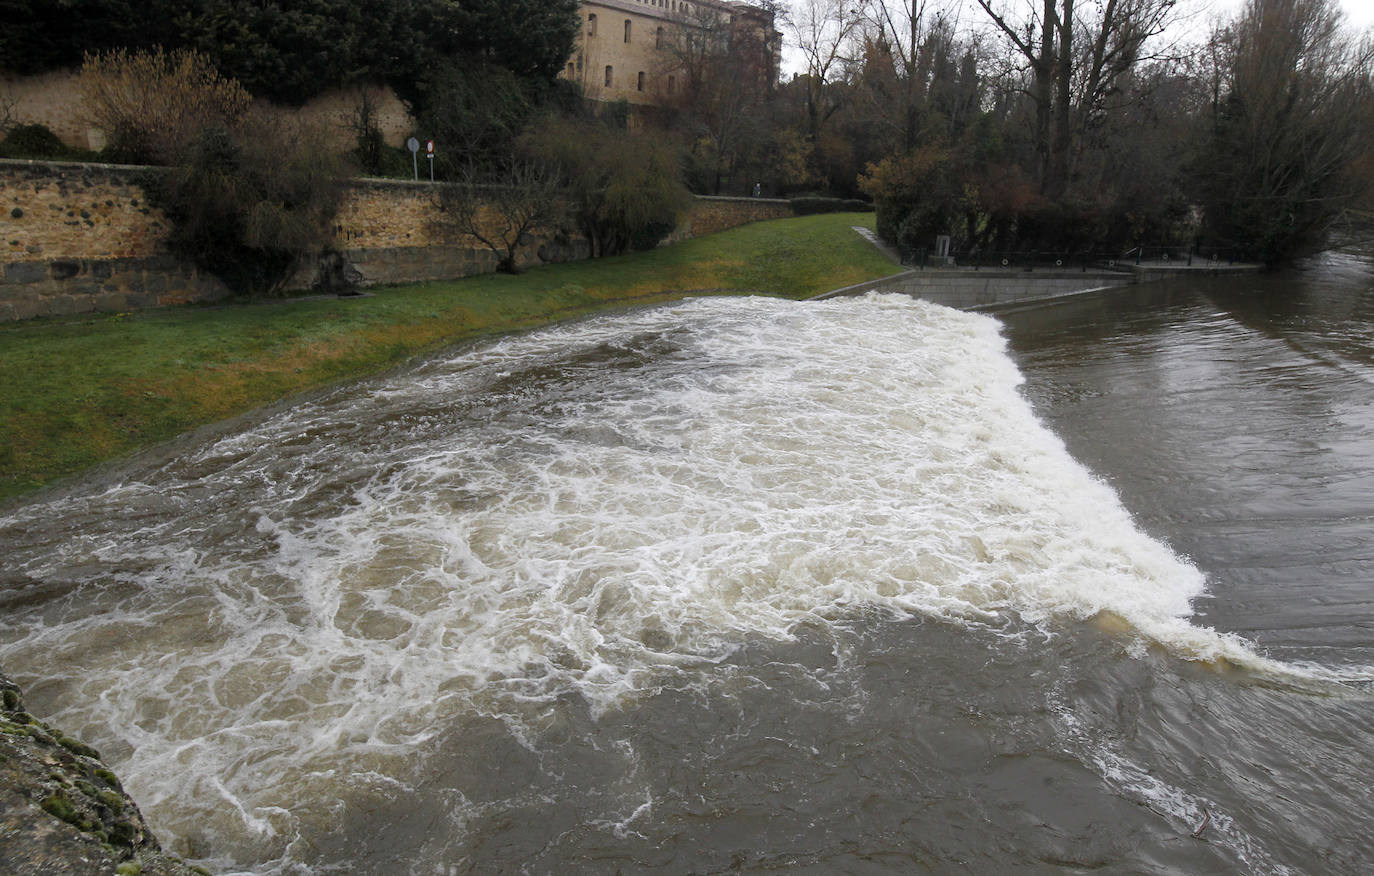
[5,262,47,284]
[47,295,84,316]
[64,281,101,298]
[50,259,81,280]
[95,292,128,311]
[10,297,44,320]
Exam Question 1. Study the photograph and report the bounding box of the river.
[0,253,1370,874]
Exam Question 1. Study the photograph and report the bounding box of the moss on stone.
[58,734,102,760]
[40,790,78,824]
[108,818,137,847]
[97,788,126,813]
[94,768,124,791]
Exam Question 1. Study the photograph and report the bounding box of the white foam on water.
[0,292,1317,870]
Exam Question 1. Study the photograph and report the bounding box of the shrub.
[152,114,349,295]
[0,124,81,159]
[789,196,873,215]
[79,47,251,166]
[859,146,964,254]
[520,114,691,256]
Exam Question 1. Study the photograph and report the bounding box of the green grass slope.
[0,213,899,501]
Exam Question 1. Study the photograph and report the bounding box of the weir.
[815,267,1136,310]
[821,227,1264,310]
[2,265,1370,874]
[816,263,1266,310]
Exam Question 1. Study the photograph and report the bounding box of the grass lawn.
[0,212,900,501]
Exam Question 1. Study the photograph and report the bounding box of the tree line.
[768,0,1374,265]
[0,0,579,106]
[3,0,1370,282]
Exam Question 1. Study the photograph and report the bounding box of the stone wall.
[3,161,166,261]
[2,70,411,151]
[1,160,231,321]
[2,256,231,322]
[671,196,791,241]
[1,71,96,148]
[1,160,797,322]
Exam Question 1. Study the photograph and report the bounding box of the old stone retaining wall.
[1,161,232,320]
[1,159,791,322]
[2,70,412,152]
[672,196,792,240]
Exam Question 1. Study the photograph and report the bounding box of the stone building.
[562,0,781,107]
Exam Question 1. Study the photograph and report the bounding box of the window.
[605,65,614,87]
[566,62,575,77]
[587,13,597,35]
[656,26,664,49]
[637,71,646,91]
[624,19,632,42]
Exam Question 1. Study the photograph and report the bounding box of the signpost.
[426,140,435,182]
[406,137,419,181]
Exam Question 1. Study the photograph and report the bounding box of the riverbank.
[0,213,900,502]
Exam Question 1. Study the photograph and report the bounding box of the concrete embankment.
[813,266,1137,309]
[816,233,1264,310]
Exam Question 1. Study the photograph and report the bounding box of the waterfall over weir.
[2,290,1369,874]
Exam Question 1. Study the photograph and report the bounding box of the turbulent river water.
[1,253,1371,875]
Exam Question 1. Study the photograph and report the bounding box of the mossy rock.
[0,669,212,874]
[39,791,78,824]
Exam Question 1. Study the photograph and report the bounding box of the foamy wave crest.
[0,292,1282,868]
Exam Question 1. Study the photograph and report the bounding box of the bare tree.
[78,47,251,165]
[971,0,1180,196]
[657,1,780,194]
[435,160,570,274]
[856,1,982,150]
[790,0,870,144]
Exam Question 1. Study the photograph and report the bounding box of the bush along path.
[0,213,900,502]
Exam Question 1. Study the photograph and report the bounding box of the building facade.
[562,0,781,107]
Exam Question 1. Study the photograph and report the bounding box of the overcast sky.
[778,0,1374,78]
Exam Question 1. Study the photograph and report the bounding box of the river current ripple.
[1,265,1372,873]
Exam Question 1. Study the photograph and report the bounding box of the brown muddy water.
[1,252,1371,874]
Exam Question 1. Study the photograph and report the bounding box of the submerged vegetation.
[0,213,898,501]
